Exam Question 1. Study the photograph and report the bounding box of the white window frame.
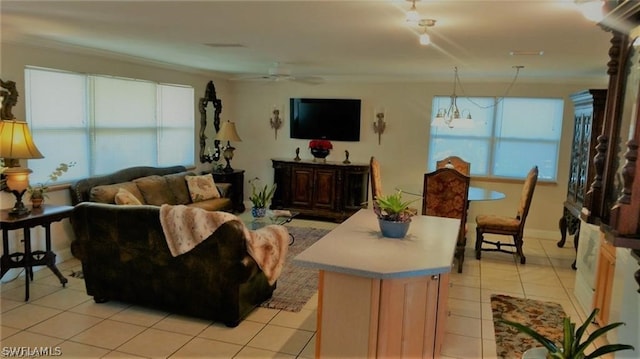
[428,96,564,181]
[24,67,195,185]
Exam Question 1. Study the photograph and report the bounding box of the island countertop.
[293,208,460,279]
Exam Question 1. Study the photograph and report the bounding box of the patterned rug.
[491,294,566,359]
[260,226,329,312]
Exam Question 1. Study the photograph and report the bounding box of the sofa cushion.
[185,174,220,202]
[134,175,178,205]
[114,188,143,205]
[90,182,145,204]
[164,171,194,205]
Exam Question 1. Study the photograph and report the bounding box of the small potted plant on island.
[501,308,634,359]
[248,177,277,218]
[27,162,75,208]
[374,190,418,239]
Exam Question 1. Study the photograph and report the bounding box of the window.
[428,96,563,181]
[24,67,194,184]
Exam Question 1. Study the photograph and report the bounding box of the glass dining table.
[397,185,505,202]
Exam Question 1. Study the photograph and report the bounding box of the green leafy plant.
[248,177,277,208]
[500,308,634,359]
[27,161,76,199]
[374,190,418,222]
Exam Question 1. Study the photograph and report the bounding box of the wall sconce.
[269,106,283,139]
[373,109,386,145]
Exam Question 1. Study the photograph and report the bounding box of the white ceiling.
[1,0,616,83]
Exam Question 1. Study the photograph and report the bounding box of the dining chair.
[474,166,539,264]
[370,156,383,209]
[422,168,470,273]
[436,156,471,176]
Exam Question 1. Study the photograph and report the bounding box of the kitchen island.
[294,209,460,359]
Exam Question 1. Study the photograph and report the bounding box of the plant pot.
[378,218,411,239]
[30,197,44,209]
[251,207,267,218]
[521,347,548,359]
[310,148,330,162]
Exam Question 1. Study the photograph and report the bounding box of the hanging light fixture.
[432,66,523,129]
[575,0,606,22]
[405,0,420,23]
[432,67,473,129]
[419,19,435,46]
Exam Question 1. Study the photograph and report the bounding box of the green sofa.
[68,166,275,327]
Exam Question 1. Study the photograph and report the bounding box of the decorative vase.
[521,347,548,359]
[378,218,411,239]
[310,148,330,162]
[30,197,44,209]
[252,207,267,218]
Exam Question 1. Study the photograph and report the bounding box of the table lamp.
[214,121,242,173]
[0,120,44,216]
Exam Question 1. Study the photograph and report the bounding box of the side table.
[211,169,245,213]
[1,204,73,301]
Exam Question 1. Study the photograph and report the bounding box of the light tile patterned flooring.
[1,218,592,359]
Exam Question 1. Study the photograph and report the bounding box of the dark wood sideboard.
[271,158,369,222]
[558,89,606,268]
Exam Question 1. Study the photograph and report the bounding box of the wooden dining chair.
[423,168,470,273]
[475,166,539,264]
[436,156,471,176]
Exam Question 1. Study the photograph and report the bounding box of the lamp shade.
[215,121,242,142]
[0,120,44,159]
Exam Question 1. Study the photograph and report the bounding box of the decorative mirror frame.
[199,81,222,163]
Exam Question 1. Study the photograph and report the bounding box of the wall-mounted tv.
[290,98,361,141]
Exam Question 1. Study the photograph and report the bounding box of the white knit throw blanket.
[159,204,289,285]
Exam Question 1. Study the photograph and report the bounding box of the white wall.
[229,79,607,239]
[1,40,608,266]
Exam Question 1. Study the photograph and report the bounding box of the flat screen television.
[290,98,361,141]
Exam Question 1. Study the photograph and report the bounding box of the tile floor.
[1,218,596,359]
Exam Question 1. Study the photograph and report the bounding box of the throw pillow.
[133,175,178,206]
[114,188,143,205]
[90,182,144,204]
[185,174,220,202]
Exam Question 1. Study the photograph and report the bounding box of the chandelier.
[432,67,473,129]
[431,66,523,129]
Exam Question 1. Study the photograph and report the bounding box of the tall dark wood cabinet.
[558,89,607,267]
[271,158,369,221]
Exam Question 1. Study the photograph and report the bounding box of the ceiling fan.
[233,63,324,84]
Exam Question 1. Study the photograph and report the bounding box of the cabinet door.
[377,275,439,358]
[291,167,314,207]
[593,238,616,326]
[313,169,337,210]
[344,168,369,211]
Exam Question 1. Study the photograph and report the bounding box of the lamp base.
[222,145,235,173]
[9,189,30,217]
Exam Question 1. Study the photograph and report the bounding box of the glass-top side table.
[236,209,298,244]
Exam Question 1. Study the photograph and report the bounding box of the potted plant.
[500,308,634,359]
[309,139,333,161]
[248,177,277,218]
[374,190,418,238]
[27,162,75,208]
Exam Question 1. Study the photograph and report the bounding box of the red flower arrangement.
[309,139,333,150]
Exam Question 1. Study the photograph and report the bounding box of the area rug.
[260,226,329,312]
[491,294,566,359]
